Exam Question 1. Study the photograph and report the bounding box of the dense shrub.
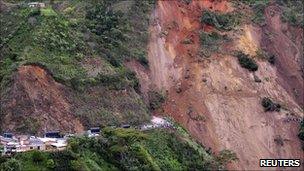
[46,159,55,169]
[86,2,126,53]
[201,10,239,31]
[255,49,276,65]
[31,150,46,164]
[279,0,304,27]
[96,69,139,91]
[0,158,21,171]
[216,150,238,166]
[261,97,281,112]
[1,127,233,170]
[199,31,225,57]
[237,52,258,71]
[268,54,276,64]
[148,90,165,110]
[0,6,87,88]
[28,9,41,17]
[138,56,149,67]
[135,50,149,67]
[200,31,222,46]
[251,2,268,25]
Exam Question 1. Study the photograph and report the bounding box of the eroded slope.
[144,0,303,170]
[1,65,84,134]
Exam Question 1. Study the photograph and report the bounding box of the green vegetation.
[15,117,40,134]
[0,0,155,132]
[0,0,154,87]
[236,0,269,25]
[237,0,303,27]
[236,52,259,72]
[278,0,304,27]
[0,6,86,88]
[41,7,57,17]
[0,158,21,171]
[85,0,154,67]
[251,1,268,25]
[181,38,193,44]
[0,128,235,170]
[199,10,236,57]
[261,97,281,112]
[148,90,166,110]
[255,49,276,65]
[199,31,226,57]
[74,88,150,128]
[201,10,240,31]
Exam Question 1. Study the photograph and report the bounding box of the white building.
[28,2,45,8]
[51,139,67,150]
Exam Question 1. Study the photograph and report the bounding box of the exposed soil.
[141,0,304,170]
[1,65,84,134]
[262,4,304,108]
[0,0,303,170]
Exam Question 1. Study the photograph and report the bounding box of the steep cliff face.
[144,0,303,170]
[262,4,303,107]
[1,65,84,134]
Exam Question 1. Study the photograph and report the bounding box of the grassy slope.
[0,128,234,171]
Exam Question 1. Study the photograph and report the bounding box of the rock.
[175,82,182,93]
[28,17,37,26]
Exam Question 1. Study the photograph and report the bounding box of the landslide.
[0,0,153,134]
[1,64,84,134]
[143,0,304,170]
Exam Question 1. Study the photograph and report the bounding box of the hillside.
[0,0,303,170]
[1,127,237,170]
[0,0,154,133]
[140,0,303,170]
[145,0,304,170]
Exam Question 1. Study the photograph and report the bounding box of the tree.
[237,52,258,72]
[31,150,46,163]
[0,159,21,171]
[46,159,56,169]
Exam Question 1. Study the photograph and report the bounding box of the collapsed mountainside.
[0,0,303,170]
[137,0,303,170]
[1,64,83,133]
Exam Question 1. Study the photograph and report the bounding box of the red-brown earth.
[1,65,84,134]
[133,0,304,170]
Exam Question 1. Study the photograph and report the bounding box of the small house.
[51,139,67,151]
[4,142,18,155]
[28,138,45,151]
